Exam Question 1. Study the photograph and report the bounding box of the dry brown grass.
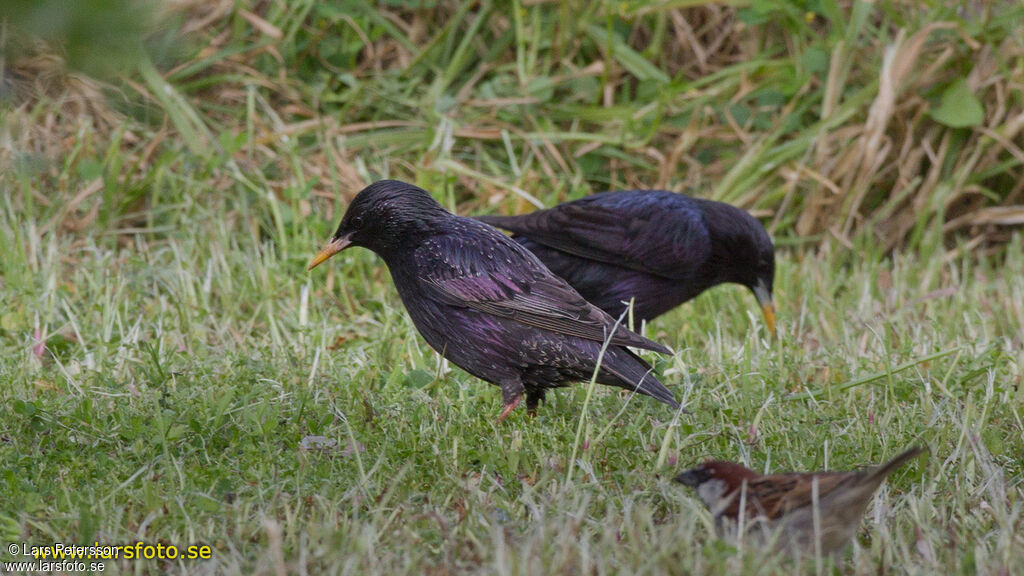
[2,0,1022,253]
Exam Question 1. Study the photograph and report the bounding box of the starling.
[308,180,679,420]
[477,190,777,336]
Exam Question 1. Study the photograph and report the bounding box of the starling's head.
[308,180,450,269]
[701,202,776,337]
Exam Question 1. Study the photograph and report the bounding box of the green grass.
[1,197,1022,573]
[2,0,1024,573]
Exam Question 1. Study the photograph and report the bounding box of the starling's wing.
[415,225,671,354]
[477,192,711,280]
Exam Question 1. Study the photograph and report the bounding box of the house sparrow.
[674,446,924,556]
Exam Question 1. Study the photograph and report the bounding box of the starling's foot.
[496,395,523,423]
[525,389,545,417]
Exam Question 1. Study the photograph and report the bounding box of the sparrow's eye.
[350,216,364,230]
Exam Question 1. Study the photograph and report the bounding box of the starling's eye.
[350,216,364,230]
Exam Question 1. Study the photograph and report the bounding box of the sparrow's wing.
[739,473,852,519]
[743,448,924,519]
[416,221,671,354]
[477,191,711,280]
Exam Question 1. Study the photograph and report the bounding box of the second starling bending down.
[477,190,777,337]
[308,180,680,419]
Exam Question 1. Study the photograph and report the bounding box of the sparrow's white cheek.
[697,479,730,512]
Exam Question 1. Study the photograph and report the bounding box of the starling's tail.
[599,346,680,410]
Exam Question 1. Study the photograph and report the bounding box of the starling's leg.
[496,379,525,423]
[496,395,522,422]
[525,389,546,417]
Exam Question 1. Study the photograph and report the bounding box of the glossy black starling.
[477,190,776,336]
[308,180,679,420]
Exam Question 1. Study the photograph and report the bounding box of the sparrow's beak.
[752,279,776,339]
[307,235,352,271]
[674,470,701,487]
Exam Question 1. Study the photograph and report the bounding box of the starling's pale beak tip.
[752,281,776,338]
[307,236,351,271]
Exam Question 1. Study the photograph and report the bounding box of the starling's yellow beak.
[752,280,777,339]
[761,302,777,339]
[307,235,352,271]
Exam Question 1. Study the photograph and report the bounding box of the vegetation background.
[1,0,1022,574]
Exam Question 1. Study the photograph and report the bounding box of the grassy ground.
[2,0,1024,574]
[1,200,1023,574]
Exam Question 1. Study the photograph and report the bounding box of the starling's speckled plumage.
[308,180,679,419]
[477,190,777,335]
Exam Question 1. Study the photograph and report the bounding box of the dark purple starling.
[476,190,776,337]
[308,180,679,420]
